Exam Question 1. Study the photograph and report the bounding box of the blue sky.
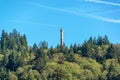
[0,0,120,47]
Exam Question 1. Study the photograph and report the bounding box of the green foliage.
[8,71,18,80]
[103,59,120,80]
[0,67,9,79]
[0,29,120,80]
[0,29,28,53]
[39,41,48,49]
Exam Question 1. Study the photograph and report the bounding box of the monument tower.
[60,28,64,47]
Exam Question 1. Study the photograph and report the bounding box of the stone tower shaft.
[60,28,64,47]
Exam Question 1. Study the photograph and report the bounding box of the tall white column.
[60,28,64,47]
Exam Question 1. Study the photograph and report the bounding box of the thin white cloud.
[28,2,85,16]
[89,15,120,23]
[86,0,120,6]
[28,2,120,24]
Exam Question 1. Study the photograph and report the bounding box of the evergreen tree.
[39,41,48,49]
[1,30,7,53]
[33,43,38,52]
[97,35,103,46]
[106,44,115,59]
[103,35,110,45]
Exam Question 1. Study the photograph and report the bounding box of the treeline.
[0,29,120,80]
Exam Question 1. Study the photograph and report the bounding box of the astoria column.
[60,28,64,47]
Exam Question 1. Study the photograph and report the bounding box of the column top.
[60,28,64,32]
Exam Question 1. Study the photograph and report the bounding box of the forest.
[0,29,120,80]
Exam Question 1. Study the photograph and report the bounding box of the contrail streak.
[87,0,120,6]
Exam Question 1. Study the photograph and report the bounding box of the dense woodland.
[0,29,120,80]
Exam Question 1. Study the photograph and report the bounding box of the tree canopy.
[0,29,120,80]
